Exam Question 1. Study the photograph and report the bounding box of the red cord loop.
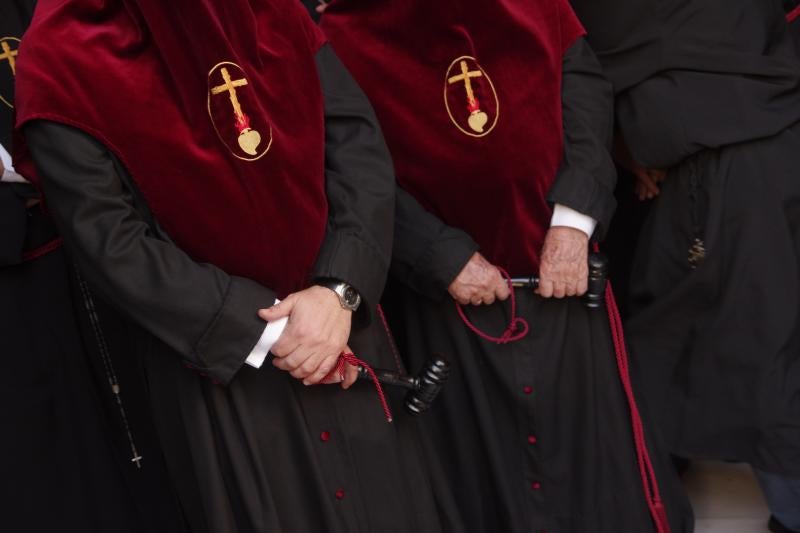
[606,281,670,533]
[455,267,530,345]
[334,352,393,423]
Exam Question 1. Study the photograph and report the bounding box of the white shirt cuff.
[0,143,27,183]
[245,298,288,369]
[550,204,597,238]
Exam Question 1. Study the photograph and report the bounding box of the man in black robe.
[14,1,456,532]
[570,1,800,531]
[321,2,693,532]
[1,2,184,531]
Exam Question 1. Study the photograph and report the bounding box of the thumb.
[258,296,295,321]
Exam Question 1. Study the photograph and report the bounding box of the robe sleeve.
[389,188,479,302]
[25,121,276,385]
[309,44,396,323]
[547,37,617,239]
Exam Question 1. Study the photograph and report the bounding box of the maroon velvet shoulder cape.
[15,0,328,297]
[322,0,584,275]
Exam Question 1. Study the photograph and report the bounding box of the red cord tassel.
[335,352,393,423]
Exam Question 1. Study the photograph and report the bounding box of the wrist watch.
[318,280,362,312]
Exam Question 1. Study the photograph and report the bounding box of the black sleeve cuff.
[310,230,388,327]
[547,168,617,239]
[193,276,276,385]
[406,228,479,302]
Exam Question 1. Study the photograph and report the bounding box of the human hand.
[315,1,329,13]
[537,226,589,298]
[632,166,667,201]
[258,285,352,386]
[448,252,510,306]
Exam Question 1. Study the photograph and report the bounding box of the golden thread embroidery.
[0,37,21,109]
[444,56,499,138]
[207,61,272,161]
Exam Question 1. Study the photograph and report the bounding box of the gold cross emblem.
[0,40,18,76]
[210,66,262,156]
[448,60,488,133]
[0,37,21,109]
[444,56,499,137]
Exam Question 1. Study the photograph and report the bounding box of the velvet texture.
[322,0,584,276]
[15,0,328,297]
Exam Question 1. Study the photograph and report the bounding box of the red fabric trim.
[788,6,800,23]
[21,237,63,262]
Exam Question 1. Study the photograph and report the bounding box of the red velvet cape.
[322,0,584,275]
[15,0,328,297]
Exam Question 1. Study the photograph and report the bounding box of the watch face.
[343,286,359,306]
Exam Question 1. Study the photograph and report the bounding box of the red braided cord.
[455,267,530,344]
[377,304,404,373]
[606,281,669,533]
[335,352,393,423]
[22,237,63,262]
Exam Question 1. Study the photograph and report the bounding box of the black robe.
[1,2,184,532]
[381,38,693,533]
[571,0,800,476]
[25,45,455,533]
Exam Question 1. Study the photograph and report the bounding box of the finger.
[495,278,511,301]
[342,364,359,390]
[650,169,667,182]
[305,354,341,386]
[273,345,313,372]
[293,351,328,381]
[269,333,300,358]
[452,293,471,305]
[538,278,554,298]
[552,281,566,299]
[564,280,578,297]
[470,295,483,306]
[577,275,589,297]
[259,296,296,321]
[482,293,496,306]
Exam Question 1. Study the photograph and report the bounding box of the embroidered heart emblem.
[238,128,262,156]
[468,110,489,133]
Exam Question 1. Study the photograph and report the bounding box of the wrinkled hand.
[632,165,667,201]
[258,286,355,387]
[538,226,589,298]
[448,252,510,306]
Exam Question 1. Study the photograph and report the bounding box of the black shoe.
[769,516,800,533]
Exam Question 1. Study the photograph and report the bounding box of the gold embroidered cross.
[447,60,483,107]
[0,41,19,76]
[211,67,249,122]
